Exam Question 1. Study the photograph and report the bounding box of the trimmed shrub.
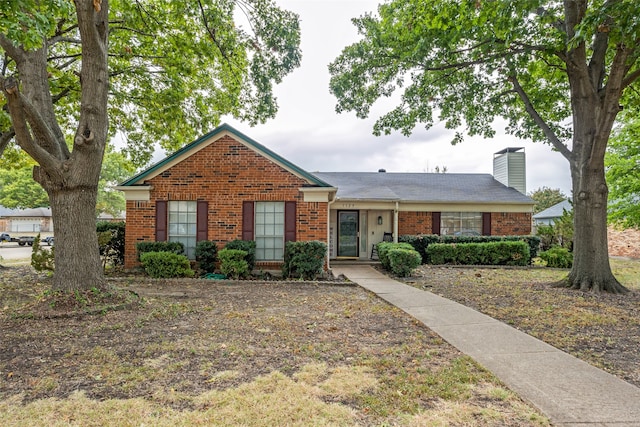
[539,246,573,268]
[426,241,530,266]
[399,234,540,263]
[136,241,184,260]
[195,240,218,273]
[97,221,125,266]
[140,252,194,278]
[225,240,256,271]
[218,248,249,279]
[283,241,327,280]
[377,242,414,270]
[388,248,421,277]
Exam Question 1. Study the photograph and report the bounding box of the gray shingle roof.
[533,199,572,220]
[312,172,533,204]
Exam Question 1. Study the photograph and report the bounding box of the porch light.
[377,216,383,225]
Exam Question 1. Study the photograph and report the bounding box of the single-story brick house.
[117,124,534,269]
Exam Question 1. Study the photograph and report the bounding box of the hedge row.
[399,234,540,264]
[426,241,530,266]
[377,242,422,277]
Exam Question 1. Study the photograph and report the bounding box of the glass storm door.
[338,211,358,257]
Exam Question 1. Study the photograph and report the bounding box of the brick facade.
[123,135,328,268]
[398,211,433,235]
[397,211,532,236]
[490,212,532,235]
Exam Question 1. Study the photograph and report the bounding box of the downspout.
[394,201,399,243]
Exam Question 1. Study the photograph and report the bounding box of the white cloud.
[221,0,572,195]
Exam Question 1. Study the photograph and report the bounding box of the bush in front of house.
[195,240,218,273]
[97,221,125,266]
[388,248,422,277]
[538,246,573,268]
[140,251,194,278]
[282,241,327,280]
[136,241,184,260]
[399,234,540,263]
[426,241,530,266]
[377,242,416,270]
[225,239,256,272]
[218,248,249,279]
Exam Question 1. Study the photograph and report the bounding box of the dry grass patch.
[405,259,640,387]
[1,266,549,425]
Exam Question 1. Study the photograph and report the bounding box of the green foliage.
[529,187,567,214]
[195,240,218,274]
[31,234,54,272]
[97,221,125,266]
[388,248,421,277]
[136,241,184,260]
[606,104,640,228]
[224,240,256,271]
[426,241,530,266]
[377,242,416,270]
[218,248,249,279]
[399,234,540,264]
[539,246,573,269]
[282,241,326,280]
[139,252,194,278]
[96,147,135,217]
[0,166,49,208]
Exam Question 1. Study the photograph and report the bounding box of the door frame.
[337,210,359,258]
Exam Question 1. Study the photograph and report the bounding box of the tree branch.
[508,72,573,161]
[1,77,63,172]
[19,91,68,159]
[588,25,610,92]
[0,128,15,157]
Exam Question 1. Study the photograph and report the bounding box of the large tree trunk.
[560,70,628,294]
[49,188,105,291]
[567,155,627,293]
[1,0,109,291]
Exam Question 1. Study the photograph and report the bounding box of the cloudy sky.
[223,0,573,195]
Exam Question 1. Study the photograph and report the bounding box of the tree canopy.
[529,187,568,214]
[330,0,640,293]
[1,0,301,291]
[606,105,640,228]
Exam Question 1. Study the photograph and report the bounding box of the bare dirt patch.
[0,266,547,425]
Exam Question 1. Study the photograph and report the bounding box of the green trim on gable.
[119,123,332,187]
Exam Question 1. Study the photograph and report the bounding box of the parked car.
[18,236,35,246]
[42,236,55,246]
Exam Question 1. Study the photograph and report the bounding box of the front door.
[338,210,358,257]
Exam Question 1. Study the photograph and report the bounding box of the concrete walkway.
[332,265,640,427]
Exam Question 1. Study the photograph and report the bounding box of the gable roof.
[119,123,332,188]
[533,199,572,220]
[313,172,534,204]
[1,207,52,217]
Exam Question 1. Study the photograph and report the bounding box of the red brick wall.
[490,212,532,235]
[398,212,433,235]
[398,211,532,236]
[124,135,328,268]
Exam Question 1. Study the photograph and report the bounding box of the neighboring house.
[0,207,53,233]
[117,124,534,269]
[532,200,572,226]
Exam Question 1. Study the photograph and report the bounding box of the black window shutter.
[431,212,441,235]
[285,201,296,242]
[197,201,208,241]
[156,201,167,242]
[482,212,492,236]
[242,201,254,241]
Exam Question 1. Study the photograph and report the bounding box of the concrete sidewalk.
[332,265,640,427]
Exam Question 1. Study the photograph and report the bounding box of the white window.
[255,202,284,261]
[441,212,482,236]
[168,201,197,258]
